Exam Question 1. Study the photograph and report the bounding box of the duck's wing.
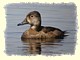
[41,26,62,33]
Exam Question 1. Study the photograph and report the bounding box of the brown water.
[5,3,77,56]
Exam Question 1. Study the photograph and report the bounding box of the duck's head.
[17,11,41,31]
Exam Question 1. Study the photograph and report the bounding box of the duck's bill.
[17,22,27,26]
[17,19,29,26]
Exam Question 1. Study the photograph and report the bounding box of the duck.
[17,11,66,39]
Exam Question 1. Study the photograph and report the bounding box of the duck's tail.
[63,30,68,34]
[63,30,69,36]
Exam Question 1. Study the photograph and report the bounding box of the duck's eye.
[31,16,33,17]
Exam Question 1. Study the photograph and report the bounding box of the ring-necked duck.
[17,11,66,39]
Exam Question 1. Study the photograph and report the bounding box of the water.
[5,3,77,56]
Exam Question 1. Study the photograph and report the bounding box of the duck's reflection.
[21,38,64,54]
[29,42,41,54]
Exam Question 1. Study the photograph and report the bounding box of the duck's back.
[41,26,64,37]
[41,26,62,33]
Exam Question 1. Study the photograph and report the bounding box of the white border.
[0,0,80,60]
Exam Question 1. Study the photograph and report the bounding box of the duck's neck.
[30,18,41,31]
[30,25,41,31]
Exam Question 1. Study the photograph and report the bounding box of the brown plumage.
[17,11,65,39]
